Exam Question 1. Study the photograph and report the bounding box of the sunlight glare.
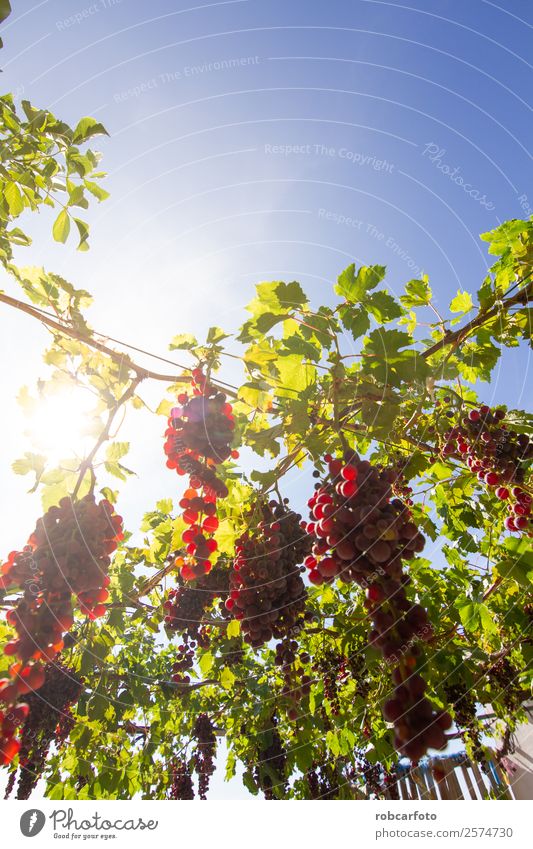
[24,388,99,462]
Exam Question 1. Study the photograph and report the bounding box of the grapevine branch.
[422,279,532,360]
[0,292,238,396]
[72,375,143,498]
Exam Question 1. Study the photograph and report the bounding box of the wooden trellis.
[384,753,512,800]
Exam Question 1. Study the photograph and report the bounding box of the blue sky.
[1,0,531,523]
[0,0,532,798]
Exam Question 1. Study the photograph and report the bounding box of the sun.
[23,386,99,462]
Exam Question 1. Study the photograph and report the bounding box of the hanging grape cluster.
[164,369,238,581]
[305,763,341,799]
[274,639,312,716]
[304,452,452,761]
[444,682,485,765]
[168,759,195,800]
[0,495,122,766]
[440,406,532,535]
[193,713,216,799]
[163,556,231,681]
[486,657,527,714]
[313,649,344,716]
[253,715,287,799]
[5,662,83,799]
[227,500,311,648]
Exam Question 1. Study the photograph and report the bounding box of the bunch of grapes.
[340,644,371,699]
[444,682,485,765]
[349,753,385,798]
[313,649,344,716]
[193,713,216,799]
[303,454,426,584]
[163,558,230,635]
[274,639,312,716]
[440,406,532,535]
[387,457,414,506]
[164,583,210,639]
[304,453,452,761]
[168,759,195,800]
[164,369,238,581]
[5,662,84,799]
[305,763,340,799]
[227,500,311,648]
[254,716,287,800]
[0,701,28,768]
[171,641,195,685]
[486,658,526,713]
[0,495,122,766]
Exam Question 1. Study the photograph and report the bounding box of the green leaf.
[198,652,214,676]
[12,452,46,477]
[335,263,386,302]
[400,277,432,308]
[73,217,90,251]
[226,619,241,639]
[245,424,283,457]
[326,729,341,757]
[242,770,259,795]
[479,605,498,635]
[238,382,272,412]
[106,441,130,461]
[338,304,370,339]
[72,117,109,144]
[366,290,403,322]
[275,355,316,397]
[450,290,474,314]
[496,537,533,587]
[457,600,480,632]
[206,326,230,344]
[84,180,110,202]
[220,666,236,690]
[4,182,24,215]
[52,209,70,243]
[0,1,12,26]
[169,333,197,350]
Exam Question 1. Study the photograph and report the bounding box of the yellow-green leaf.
[53,209,70,243]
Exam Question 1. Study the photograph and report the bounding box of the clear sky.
[0,0,532,798]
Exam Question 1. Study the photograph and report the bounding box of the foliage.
[0,82,532,799]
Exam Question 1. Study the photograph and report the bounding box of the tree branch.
[422,279,532,360]
[0,291,237,395]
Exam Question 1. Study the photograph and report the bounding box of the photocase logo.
[20,810,46,838]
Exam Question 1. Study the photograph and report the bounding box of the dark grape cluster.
[171,640,195,685]
[305,763,340,799]
[6,662,83,798]
[440,406,532,535]
[0,701,28,767]
[388,457,414,506]
[227,500,311,648]
[383,668,452,762]
[303,455,426,584]
[193,713,216,799]
[164,583,210,639]
[486,657,526,713]
[351,753,384,798]
[0,495,122,766]
[163,558,230,634]
[168,759,195,800]
[313,649,343,716]
[340,643,371,699]
[304,453,452,761]
[254,715,287,800]
[164,369,238,581]
[274,639,312,715]
[444,682,485,765]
